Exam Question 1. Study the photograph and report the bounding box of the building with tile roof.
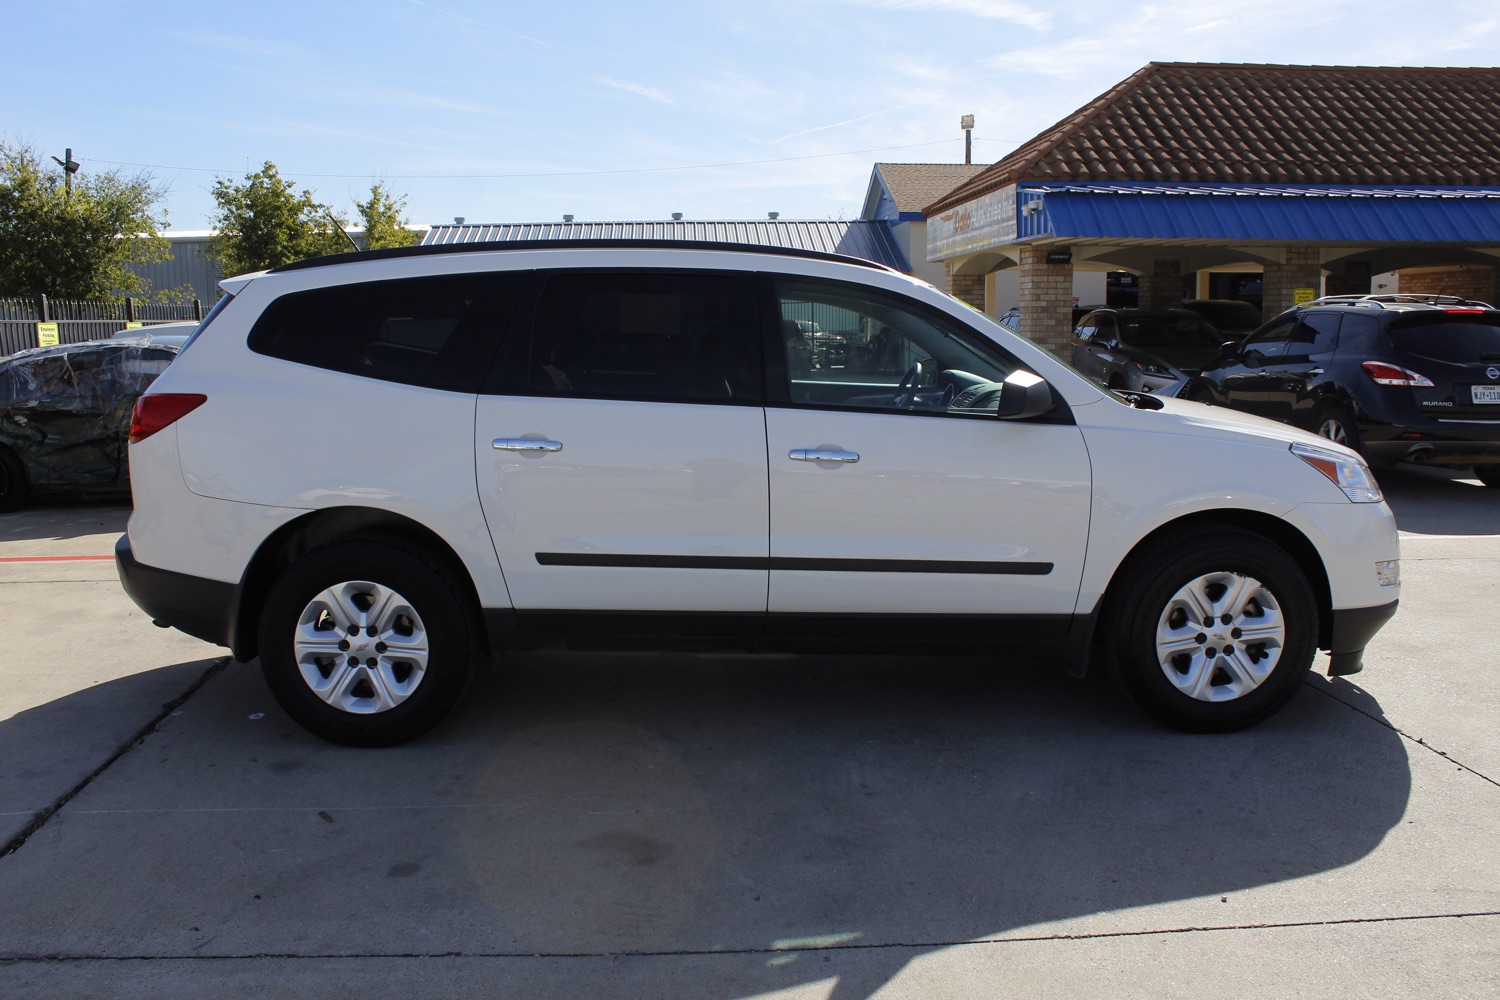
[924,63,1500,349]
[861,163,991,288]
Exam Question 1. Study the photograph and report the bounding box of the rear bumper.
[1324,599,1399,676]
[116,535,237,651]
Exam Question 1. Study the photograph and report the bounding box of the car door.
[1245,312,1342,428]
[761,277,1092,635]
[1214,315,1299,419]
[475,269,771,620]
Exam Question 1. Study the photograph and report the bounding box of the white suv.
[117,242,1401,745]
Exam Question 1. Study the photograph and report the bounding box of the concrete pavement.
[1,470,1496,999]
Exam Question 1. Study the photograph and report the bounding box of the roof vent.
[768,212,780,220]
[563,214,574,223]
[671,212,683,221]
[453,216,465,225]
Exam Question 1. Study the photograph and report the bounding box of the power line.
[87,136,1019,182]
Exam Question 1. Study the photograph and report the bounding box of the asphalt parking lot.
[1,466,1497,999]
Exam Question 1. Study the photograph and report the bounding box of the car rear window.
[248,273,525,392]
[1388,314,1500,364]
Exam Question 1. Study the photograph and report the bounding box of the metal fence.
[0,295,205,356]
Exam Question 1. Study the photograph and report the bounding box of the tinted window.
[1241,316,1298,358]
[1389,315,1500,363]
[773,279,1020,416]
[1290,312,1342,354]
[514,271,759,402]
[248,273,524,392]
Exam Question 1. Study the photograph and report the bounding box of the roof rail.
[1296,292,1496,310]
[266,239,897,275]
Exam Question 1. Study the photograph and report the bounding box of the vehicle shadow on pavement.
[0,503,130,544]
[1378,465,1500,535]
[0,651,1412,1000]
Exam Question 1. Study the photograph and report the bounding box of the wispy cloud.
[771,97,942,144]
[828,0,1050,31]
[404,0,547,45]
[596,77,677,106]
[171,28,312,60]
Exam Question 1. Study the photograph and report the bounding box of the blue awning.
[1021,184,1500,243]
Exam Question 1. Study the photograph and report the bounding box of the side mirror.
[997,370,1057,420]
[1218,340,1240,361]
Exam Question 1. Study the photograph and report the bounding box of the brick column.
[1263,248,1323,315]
[1018,245,1074,352]
[1140,258,1184,310]
[945,263,986,311]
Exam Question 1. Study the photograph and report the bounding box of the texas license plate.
[1473,385,1500,404]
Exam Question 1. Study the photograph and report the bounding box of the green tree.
[208,162,349,275]
[357,182,419,251]
[0,142,171,298]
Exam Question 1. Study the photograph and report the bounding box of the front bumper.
[1324,599,1400,676]
[115,535,238,650]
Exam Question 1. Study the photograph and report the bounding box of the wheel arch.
[1097,509,1335,653]
[231,506,486,662]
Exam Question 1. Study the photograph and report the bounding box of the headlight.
[1291,442,1383,503]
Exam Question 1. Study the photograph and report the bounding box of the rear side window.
[503,271,760,402]
[248,272,525,392]
[1389,315,1500,364]
[1291,312,1341,354]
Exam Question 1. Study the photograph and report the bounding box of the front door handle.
[790,448,860,463]
[493,438,563,453]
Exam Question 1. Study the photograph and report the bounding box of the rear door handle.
[790,448,859,463]
[493,438,563,453]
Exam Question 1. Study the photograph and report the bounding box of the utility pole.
[50,148,80,201]
[960,116,975,165]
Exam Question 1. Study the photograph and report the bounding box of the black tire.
[1313,406,1362,454]
[257,536,478,747]
[0,446,27,513]
[1474,465,1500,488]
[1104,525,1317,732]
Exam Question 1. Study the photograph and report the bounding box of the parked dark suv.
[1185,294,1500,485]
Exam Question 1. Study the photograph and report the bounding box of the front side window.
[1240,316,1298,359]
[248,272,525,392]
[773,280,1021,416]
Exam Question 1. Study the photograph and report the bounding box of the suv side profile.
[1185,294,1500,485]
[117,242,1401,745]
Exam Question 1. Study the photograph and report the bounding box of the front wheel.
[1104,526,1317,732]
[258,537,477,747]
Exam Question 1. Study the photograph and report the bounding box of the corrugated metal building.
[420,220,909,271]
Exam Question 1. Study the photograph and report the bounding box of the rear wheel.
[258,537,477,747]
[1314,406,1362,453]
[0,446,27,513]
[1105,526,1317,732]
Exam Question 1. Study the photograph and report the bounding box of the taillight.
[1444,308,1487,314]
[1361,362,1434,387]
[130,394,207,443]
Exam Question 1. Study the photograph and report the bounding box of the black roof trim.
[267,239,896,274]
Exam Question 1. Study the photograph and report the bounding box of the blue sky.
[6,0,1498,232]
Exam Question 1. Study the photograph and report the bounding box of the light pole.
[50,148,80,201]
[960,116,975,165]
